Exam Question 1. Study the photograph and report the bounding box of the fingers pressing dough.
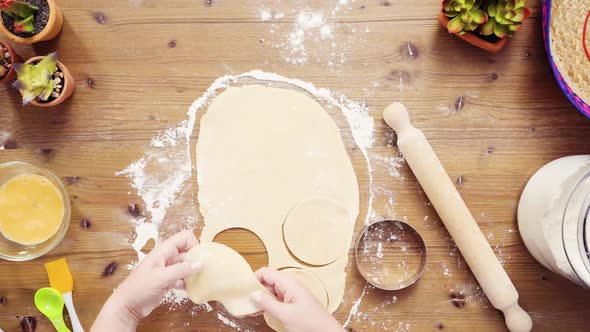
[184,242,270,316]
[264,268,329,331]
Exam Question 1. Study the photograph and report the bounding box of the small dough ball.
[283,198,352,266]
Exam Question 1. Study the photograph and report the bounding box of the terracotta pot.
[438,12,508,53]
[0,40,22,84]
[0,0,63,44]
[20,56,75,107]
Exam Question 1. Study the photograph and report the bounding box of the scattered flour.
[258,8,272,21]
[395,322,412,332]
[128,0,143,7]
[370,154,405,179]
[150,125,187,148]
[344,283,410,331]
[216,312,241,330]
[255,1,370,67]
[162,289,189,306]
[442,262,452,277]
[258,8,284,21]
[343,283,369,327]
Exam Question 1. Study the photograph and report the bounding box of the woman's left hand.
[91,230,201,331]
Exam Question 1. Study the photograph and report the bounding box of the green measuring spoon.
[34,287,71,332]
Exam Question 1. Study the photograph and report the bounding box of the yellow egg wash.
[0,173,65,245]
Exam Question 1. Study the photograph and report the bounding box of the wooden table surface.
[1,0,590,331]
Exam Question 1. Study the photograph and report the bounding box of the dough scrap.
[197,85,359,312]
[283,198,352,266]
[264,268,329,332]
[184,242,269,316]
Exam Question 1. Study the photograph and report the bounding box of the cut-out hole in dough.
[283,198,352,266]
[140,238,156,255]
[213,227,269,272]
[185,242,271,316]
[264,267,330,331]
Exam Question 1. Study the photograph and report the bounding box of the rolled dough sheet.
[283,198,352,266]
[264,268,329,331]
[197,84,359,313]
[184,242,270,316]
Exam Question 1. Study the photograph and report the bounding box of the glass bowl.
[0,162,71,261]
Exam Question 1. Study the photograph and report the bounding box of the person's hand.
[115,230,201,319]
[91,230,201,332]
[251,267,346,332]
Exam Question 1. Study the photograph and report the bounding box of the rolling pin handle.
[504,303,533,332]
[382,102,411,133]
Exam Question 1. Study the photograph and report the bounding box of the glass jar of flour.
[518,155,590,288]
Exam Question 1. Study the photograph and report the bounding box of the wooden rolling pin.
[383,102,532,332]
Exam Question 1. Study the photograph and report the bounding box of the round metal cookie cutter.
[355,219,427,290]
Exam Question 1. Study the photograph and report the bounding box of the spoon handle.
[63,292,84,332]
[49,315,71,332]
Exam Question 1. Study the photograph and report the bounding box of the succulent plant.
[13,52,58,105]
[443,0,488,35]
[480,0,531,38]
[0,51,6,77]
[0,0,38,33]
[0,43,14,78]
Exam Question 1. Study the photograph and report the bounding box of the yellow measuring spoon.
[34,287,71,332]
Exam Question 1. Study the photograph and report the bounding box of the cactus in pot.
[439,0,531,52]
[443,0,488,35]
[0,0,64,44]
[0,0,37,33]
[13,52,57,104]
[479,0,532,38]
[0,40,22,83]
[13,52,75,107]
[0,51,7,77]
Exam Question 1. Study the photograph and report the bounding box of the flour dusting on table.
[254,0,370,68]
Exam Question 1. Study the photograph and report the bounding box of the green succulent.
[443,0,488,35]
[480,0,531,38]
[13,53,58,105]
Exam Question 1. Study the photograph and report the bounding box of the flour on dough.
[197,84,359,313]
[184,242,269,316]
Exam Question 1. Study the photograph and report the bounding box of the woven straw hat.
[543,0,590,117]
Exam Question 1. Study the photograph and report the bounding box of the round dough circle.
[283,198,352,266]
[264,268,329,331]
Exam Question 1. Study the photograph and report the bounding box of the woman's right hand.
[251,267,346,332]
